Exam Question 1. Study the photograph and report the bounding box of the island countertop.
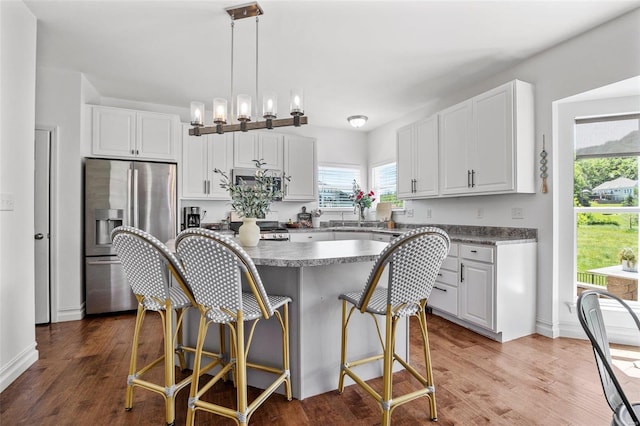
[242,239,387,267]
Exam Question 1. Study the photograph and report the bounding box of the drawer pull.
[470,250,478,253]
[437,273,443,276]
[434,286,447,292]
[460,263,464,282]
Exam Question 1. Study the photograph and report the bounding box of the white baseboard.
[54,305,85,322]
[0,342,38,393]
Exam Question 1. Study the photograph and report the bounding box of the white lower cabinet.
[333,232,372,241]
[429,243,459,316]
[430,241,536,342]
[459,258,495,330]
[289,232,334,242]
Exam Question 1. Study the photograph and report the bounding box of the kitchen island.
[182,239,397,400]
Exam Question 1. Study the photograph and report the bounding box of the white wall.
[35,67,86,322]
[367,8,640,338]
[0,0,38,393]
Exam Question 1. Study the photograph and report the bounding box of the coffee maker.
[182,207,201,229]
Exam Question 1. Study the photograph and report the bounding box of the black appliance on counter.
[182,206,201,229]
[229,220,290,241]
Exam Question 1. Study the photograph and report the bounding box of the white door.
[34,129,51,324]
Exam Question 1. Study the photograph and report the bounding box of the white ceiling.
[24,0,640,131]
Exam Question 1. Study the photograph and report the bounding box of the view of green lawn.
[576,212,638,273]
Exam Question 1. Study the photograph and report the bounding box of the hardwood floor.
[0,311,630,425]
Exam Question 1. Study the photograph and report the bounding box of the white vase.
[238,217,260,247]
[622,260,637,272]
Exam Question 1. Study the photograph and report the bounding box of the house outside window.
[318,165,360,208]
[574,114,640,301]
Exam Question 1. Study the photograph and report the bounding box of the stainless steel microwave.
[232,168,283,200]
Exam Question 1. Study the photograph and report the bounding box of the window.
[574,114,640,301]
[318,165,360,208]
[371,162,404,209]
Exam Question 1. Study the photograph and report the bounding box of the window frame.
[317,163,362,210]
[573,114,640,302]
[370,160,404,210]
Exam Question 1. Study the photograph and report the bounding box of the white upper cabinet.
[181,124,232,200]
[233,132,283,170]
[439,80,534,196]
[439,101,473,195]
[397,115,439,199]
[283,135,317,201]
[92,106,178,161]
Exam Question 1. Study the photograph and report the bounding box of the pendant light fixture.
[347,115,368,128]
[189,2,308,136]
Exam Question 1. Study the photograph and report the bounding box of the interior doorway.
[34,129,51,324]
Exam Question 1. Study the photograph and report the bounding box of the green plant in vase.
[618,247,638,272]
[214,160,290,246]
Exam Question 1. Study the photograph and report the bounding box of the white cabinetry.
[439,80,534,196]
[430,241,536,342]
[233,132,283,170]
[334,232,371,241]
[397,115,439,198]
[428,243,459,316]
[283,135,316,201]
[92,106,178,160]
[181,124,232,199]
[289,232,334,242]
[459,245,495,330]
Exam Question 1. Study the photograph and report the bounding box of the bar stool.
[337,227,450,425]
[111,226,222,426]
[175,228,292,426]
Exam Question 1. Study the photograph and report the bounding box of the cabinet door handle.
[471,169,476,187]
[203,180,207,194]
[131,149,135,155]
[437,272,443,276]
[470,249,477,253]
[467,170,471,188]
[460,263,464,282]
[434,286,447,292]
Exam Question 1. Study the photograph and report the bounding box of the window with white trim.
[574,114,640,300]
[372,162,404,209]
[318,165,360,208]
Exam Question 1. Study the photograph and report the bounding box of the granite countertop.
[286,225,537,246]
[242,239,387,267]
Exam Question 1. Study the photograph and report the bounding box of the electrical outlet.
[512,207,524,219]
[476,208,484,219]
[0,193,14,211]
[407,208,414,218]
[426,208,432,219]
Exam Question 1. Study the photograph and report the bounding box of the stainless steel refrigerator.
[84,158,177,314]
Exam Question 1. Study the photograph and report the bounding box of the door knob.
[34,233,44,240]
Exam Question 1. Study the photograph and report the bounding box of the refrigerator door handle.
[87,259,122,265]
[126,168,133,226]
[133,168,139,228]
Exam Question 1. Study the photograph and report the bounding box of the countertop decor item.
[214,159,289,246]
[540,135,548,193]
[188,2,308,136]
[351,180,375,225]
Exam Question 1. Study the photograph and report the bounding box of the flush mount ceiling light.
[347,115,368,128]
[189,2,308,136]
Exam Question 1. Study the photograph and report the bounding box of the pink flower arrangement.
[351,180,375,209]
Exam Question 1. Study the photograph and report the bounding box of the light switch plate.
[512,207,524,219]
[0,193,15,211]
